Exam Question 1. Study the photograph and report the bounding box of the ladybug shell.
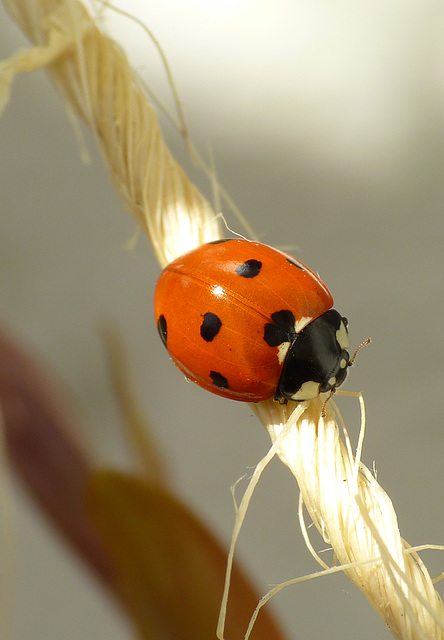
[154,239,333,402]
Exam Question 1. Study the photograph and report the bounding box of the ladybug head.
[275,309,350,402]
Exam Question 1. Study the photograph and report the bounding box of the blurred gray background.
[1,1,444,638]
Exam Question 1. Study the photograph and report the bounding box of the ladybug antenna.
[349,338,371,366]
[321,389,336,418]
[321,338,371,418]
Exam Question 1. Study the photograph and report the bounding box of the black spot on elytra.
[157,315,168,347]
[286,256,304,270]
[264,309,296,347]
[200,312,222,342]
[264,324,288,347]
[210,370,229,389]
[271,310,297,332]
[235,259,262,278]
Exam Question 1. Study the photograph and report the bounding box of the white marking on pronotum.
[295,315,312,334]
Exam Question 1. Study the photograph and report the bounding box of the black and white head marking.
[275,309,350,402]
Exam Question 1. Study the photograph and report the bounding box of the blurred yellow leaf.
[102,325,170,487]
[88,470,288,640]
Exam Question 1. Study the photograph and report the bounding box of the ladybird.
[154,238,350,402]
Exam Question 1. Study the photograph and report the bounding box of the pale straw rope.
[0,0,222,266]
[1,2,443,638]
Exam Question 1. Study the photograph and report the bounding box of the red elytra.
[154,239,350,402]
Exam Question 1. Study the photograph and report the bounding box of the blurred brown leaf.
[88,470,288,640]
[0,326,116,588]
